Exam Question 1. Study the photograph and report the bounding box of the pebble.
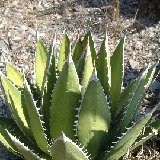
[151,80,160,94]
[0,40,9,54]
[27,34,36,41]
[20,24,28,31]
[0,24,4,29]
[129,59,139,69]
[134,41,143,50]
[14,12,23,19]
[13,36,22,41]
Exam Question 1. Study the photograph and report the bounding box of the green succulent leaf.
[26,78,40,105]
[104,112,152,160]
[0,33,158,160]
[0,117,40,157]
[50,133,89,160]
[81,41,94,94]
[8,132,51,160]
[7,132,40,160]
[72,38,83,65]
[1,74,31,137]
[119,64,156,133]
[50,55,81,140]
[57,32,70,72]
[6,63,24,88]
[0,119,19,154]
[0,128,17,153]
[110,80,138,139]
[114,79,137,117]
[110,38,124,115]
[76,50,86,80]
[82,31,96,63]
[35,39,48,93]
[96,34,111,96]
[78,71,111,159]
[41,37,57,136]
[24,79,49,154]
[130,117,160,151]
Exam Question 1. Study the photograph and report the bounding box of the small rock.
[151,80,160,94]
[0,62,4,68]
[129,59,139,69]
[135,41,143,50]
[27,34,35,41]
[146,53,152,57]
[148,27,157,32]
[20,24,28,31]
[14,12,23,19]
[127,72,137,79]
[156,62,160,71]
[0,40,9,53]
[13,36,22,41]
[34,1,44,11]
[0,24,4,29]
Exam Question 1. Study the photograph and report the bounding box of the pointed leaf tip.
[36,31,40,40]
[60,132,69,143]
[89,68,98,82]
[57,32,70,72]
[6,63,24,88]
[77,30,80,39]
[86,40,91,57]
[105,32,109,51]
[67,54,73,64]
[35,38,48,93]
[52,33,56,47]
[50,134,89,160]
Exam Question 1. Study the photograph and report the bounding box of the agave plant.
[0,31,160,160]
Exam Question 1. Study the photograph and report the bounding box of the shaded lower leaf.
[0,117,41,158]
[7,132,41,160]
[119,65,156,133]
[104,113,152,160]
[78,72,111,159]
[24,79,49,154]
[0,127,18,155]
[130,118,160,151]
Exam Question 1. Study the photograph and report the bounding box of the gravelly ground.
[0,0,160,159]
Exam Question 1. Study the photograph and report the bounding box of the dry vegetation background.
[0,0,160,159]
